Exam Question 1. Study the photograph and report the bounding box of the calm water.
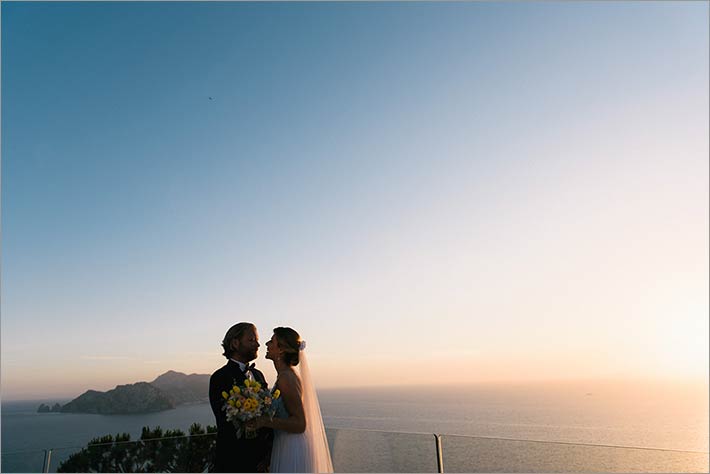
[2,381,708,472]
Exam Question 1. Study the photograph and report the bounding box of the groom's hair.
[221,322,256,359]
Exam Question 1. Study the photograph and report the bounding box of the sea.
[1,381,708,473]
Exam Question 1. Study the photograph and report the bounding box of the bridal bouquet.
[221,379,280,439]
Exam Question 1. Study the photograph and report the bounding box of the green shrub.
[57,423,217,473]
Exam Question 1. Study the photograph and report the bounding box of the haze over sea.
[2,380,707,472]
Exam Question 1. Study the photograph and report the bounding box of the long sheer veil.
[296,344,334,473]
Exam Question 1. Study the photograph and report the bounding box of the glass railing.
[439,433,710,473]
[0,449,47,473]
[1,433,216,473]
[2,428,707,473]
[326,428,438,472]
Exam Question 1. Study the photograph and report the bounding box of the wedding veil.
[296,343,334,473]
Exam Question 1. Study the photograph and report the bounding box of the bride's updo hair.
[273,327,301,366]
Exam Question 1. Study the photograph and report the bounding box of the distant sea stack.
[58,371,210,415]
[37,403,62,413]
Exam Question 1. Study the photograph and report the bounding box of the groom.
[209,322,273,472]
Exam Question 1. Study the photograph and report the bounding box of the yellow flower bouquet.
[221,379,280,439]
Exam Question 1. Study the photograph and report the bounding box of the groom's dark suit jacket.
[209,360,273,473]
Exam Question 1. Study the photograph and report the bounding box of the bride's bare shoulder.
[277,369,302,393]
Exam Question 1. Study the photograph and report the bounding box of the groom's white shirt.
[230,358,255,381]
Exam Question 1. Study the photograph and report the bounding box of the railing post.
[434,434,444,473]
[43,449,52,473]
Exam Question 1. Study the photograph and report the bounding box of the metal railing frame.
[42,449,51,474]
[434,434,444,473]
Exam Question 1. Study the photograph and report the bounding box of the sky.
[2,2,708,400]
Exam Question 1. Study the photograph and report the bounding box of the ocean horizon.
[2,380,708,472]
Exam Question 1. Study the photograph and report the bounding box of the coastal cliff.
[53,371,209,415]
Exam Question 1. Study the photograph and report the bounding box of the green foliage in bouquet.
[57,423,217,473]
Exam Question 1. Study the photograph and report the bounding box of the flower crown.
[299,341,307,351]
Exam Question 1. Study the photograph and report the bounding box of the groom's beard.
[237,348,258,362]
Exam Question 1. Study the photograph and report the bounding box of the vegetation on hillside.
[57,423,217,473]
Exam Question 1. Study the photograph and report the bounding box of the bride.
[248,327,333,473]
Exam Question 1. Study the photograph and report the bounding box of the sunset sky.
[2,2,708,400]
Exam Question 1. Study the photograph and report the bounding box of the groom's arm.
[209,371,228,423]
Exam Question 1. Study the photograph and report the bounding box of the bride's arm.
[257,373,306,433]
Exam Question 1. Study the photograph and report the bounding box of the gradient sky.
[2,2,708,400]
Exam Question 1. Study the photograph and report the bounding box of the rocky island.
[43,370,210,415]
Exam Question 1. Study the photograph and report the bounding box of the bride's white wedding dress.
[269,349,333,473]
